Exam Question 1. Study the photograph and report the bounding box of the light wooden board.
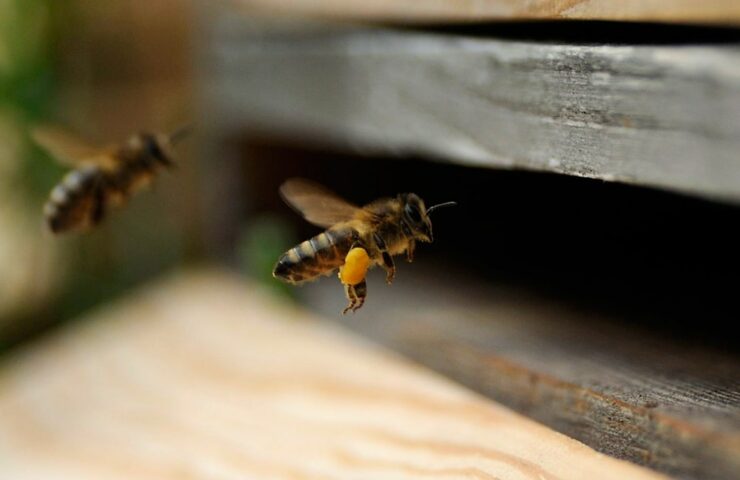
[202,17,740,203]
[0,270,666,480]
[226,0,740,25]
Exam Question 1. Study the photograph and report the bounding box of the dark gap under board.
[236,139,740,352]
[404,20,740,46]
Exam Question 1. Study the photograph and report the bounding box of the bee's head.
[399,194,455,243]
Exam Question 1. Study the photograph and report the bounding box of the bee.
[273,178,456,313]
[32,125,190,234]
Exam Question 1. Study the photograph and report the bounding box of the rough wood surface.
[302,267,740,480]
[226,0,740,25]
[203,19,740,203]
[0,271,666,480]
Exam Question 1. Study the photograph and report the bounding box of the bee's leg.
[342,280,368,314]
[381,253,395,284]
[351,280,367,312]
[349,240,368,252]
[342,284,357,315]
[348,240,375,283]
[406,240,416,263]
[373,233,395,284]
[90,180,107,226]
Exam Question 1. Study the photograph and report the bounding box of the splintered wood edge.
[224,0,740,25]
[0,270,666,480]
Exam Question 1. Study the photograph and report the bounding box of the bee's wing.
[279,178,361,228]
[31,125,112,167]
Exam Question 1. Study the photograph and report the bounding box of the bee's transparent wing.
[31,125,111,167]
[279,178,361,228]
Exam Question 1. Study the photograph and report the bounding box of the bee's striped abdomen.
[273,227,353,284]
[44,166,105,233]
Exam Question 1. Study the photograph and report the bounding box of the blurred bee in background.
[273,178,456,313]
[32,125,190,234]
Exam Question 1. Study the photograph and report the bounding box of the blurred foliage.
[0,0,60,200]
[237,214,296,299]
[0,0,61,343]
[0,0,54,115]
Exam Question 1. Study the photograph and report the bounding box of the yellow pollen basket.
[338,247,371,285]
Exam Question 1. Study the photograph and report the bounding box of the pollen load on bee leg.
[338,247,370,286]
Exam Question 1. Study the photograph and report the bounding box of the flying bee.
[273,178,456,313]
[32,125,190,234]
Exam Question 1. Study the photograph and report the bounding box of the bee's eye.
[405,202,422,224]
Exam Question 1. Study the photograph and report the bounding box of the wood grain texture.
[226,0,740,25]
[302,267,740,480]
[0,271,666,480]
[202,18,740,203]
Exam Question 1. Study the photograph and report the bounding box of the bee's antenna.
[168,124,194,144]
[426,201,457,215]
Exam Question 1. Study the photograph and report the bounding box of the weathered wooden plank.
[301,267,740,480]
[201,17,740,203]
[225,0,740,25]
[0,271,666,480]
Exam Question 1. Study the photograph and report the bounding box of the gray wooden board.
[200,12,740,203]
[299,265,740,480]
